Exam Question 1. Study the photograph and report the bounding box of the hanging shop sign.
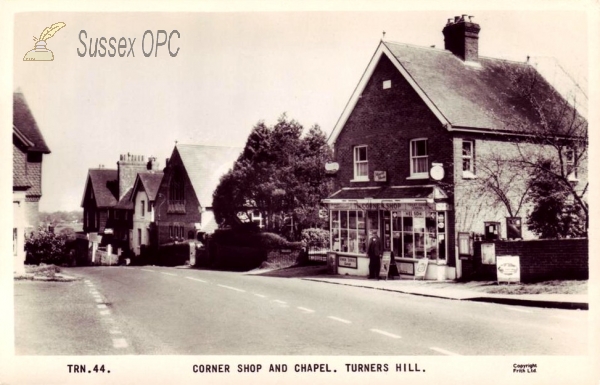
[430,163,445,181]
[496,255,520,283]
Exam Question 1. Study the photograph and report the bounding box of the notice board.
[379,252,392,280]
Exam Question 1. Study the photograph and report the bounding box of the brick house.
[130,166,164,255]
[81,154,156,251]
[154,144,242,246]
[13,91,51,272]
[323,15,587,280]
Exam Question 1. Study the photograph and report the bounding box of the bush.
[301,228,330,249]
[25,230,69,265]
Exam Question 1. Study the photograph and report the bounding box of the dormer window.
[353,145,369,181]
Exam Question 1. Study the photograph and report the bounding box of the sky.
[7,7,592,212]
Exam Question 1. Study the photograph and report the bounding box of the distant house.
[81,154,160,252]
[154,144,242,245]
[130,167,164,255]
[13,91,51,271]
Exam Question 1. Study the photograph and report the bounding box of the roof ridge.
[385,40,530,66]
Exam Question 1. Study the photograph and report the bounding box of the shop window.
[410,139,428,178]
[353,146,368,181]
[462,140,476,178]
[330,210,367,253]
[391,210,442,261]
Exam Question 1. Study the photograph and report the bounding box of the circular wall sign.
[430,164,444,180]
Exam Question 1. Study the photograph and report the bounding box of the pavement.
[300,275,589,310]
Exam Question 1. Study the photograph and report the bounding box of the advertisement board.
[496,255,520,283]
[338,256,357,269]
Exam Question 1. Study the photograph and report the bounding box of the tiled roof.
[384,42,579,133]
[115,187,134,209]
[13,143,31,189]
[88,169,118,208]
[176,144,242,208]
[138,172,164,201]
[13,92,51,153]
[327,186,434,200]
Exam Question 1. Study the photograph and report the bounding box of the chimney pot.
[443,14,481,62]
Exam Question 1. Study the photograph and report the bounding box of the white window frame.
[409,138,428,179]
[565,147,578,181]
[353,145,369,181]
[462,140,476,179]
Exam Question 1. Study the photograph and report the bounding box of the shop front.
[323,186,454,280]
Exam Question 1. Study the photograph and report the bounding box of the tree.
[213,114,333,238]
[508,63,588,232]
[526,159,586,238]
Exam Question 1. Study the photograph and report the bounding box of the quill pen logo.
[23,22,66,61]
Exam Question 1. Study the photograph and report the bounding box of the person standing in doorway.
[367,230,382,279]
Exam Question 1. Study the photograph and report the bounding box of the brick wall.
[155,149,201,245]
[462,238,588,282]
[334,54,455,189]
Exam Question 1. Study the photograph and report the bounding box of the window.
[383,80,392,89]
[353,146,368,180]
[410,139,428,177]
[462,140,476,178]
[148,201,152,213]
[565,148,578,181]
[138,228,142,247]
[141,200,145,217]
[170,169,185,202]
[330,210,368,254]
[168,168,186,213]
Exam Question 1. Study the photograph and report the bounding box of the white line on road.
[506,307,533,314]
[553,315,579,322]
[95,298,103,303]
[430,347,460,356]
[254,294,266,298]
[112,338,129,349]
[273,300,287,304]
[140,269,155,272]
[328,316,351,324]
[161,272,177,276]
[99,310,111,316]
[297,307,315,313]
[370,329,401,339]
[97,304,107,309]
[218,284,246,293]
[185,277,207,283]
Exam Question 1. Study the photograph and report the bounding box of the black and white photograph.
[2,1,599,384]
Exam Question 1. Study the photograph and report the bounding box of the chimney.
[117,153,148,199]
[442,14,481,62]
[146,156,161,171]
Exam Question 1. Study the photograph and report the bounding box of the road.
[14,266,589,355]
